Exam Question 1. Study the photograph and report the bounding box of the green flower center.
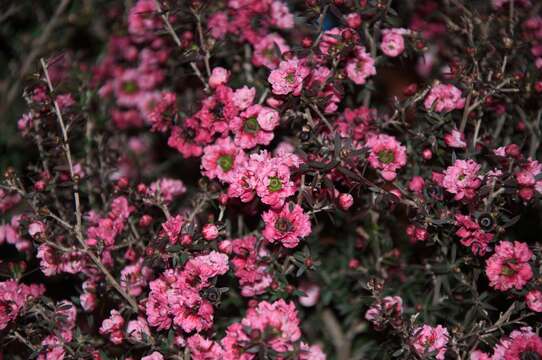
[244,117,260,133]
[217,154,234,172]
[122,80,139,94]
[285,72,295,83]
[500,264,516,277]
[268,176,283,192]
[378,150,395,164]
[275,217,292,233]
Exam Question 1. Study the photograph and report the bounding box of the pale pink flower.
[444,129,467,149]
[201,137,247,182]
[298,282,320,307]
[230,105,279,149]
[380,28,409,57]
[346,46,376,85]
[442,159,482,201]
[28,221,46,237]
[525,290,542,312]
[424,84,465,112]
[209,67,230,89]
[202,224,219,240]
[141,352,164,360]
[187,334,224,360]
[253,33,290,69]
[232,86,256,110]
[268,58,310,96]
[270,1,294,29]
[208,12,229,39]
[148,178,187,202]
[99,310,125,344]
[126,317,151,342]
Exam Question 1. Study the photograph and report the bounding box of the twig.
[40,58,139,313]
[321,309,351,360]
[154,1,181,47]
[1,0,71,118]
[192,8,211,78]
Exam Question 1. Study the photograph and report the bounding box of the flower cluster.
[3,0,542,359]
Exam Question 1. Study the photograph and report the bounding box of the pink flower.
[230,105,279,149]
[201,137,247,182]
[202,224,219,240]
[493,329,542,360]
[255,154,297,208]
[229,235,273,297]
[409,176,425,193]
[268,58,310,96]
[485,241,533,291]
[148,178,187,202]
[209,67,230,88]
[469,350,491,360]
[365,296,403,330]
[346,46,376,85]
[411,325,449,360]
[424,84,465,112]
[300,343,326,360]
[252,33,290,69]
[208,12,229,39]
[113,69,146,107]
[187,334,224,360]
[232,86,256,110]
[380,28,408,57]
[80,292,96,312]
[338,193,354,210]
[28,221,46,237]
[270,1,294,29]
[120,260,151,297]
[298,282,320,307]
[262,203,311,248]
[167,121,211,158]
[99,310,125,344]
[162,215,186,245]
[444,129,467,149]
[515,159,542,201]
[128,0,162,41]
[0,280,44,330]
[455,214,494,256]
[221,300,302,356]
[525,290,542,312]
[366,134,407,181]
[126,317,151,342]
[141,352,164,360]
[146,278,172,330]
[442,159,482,201]
[148,92,176,133]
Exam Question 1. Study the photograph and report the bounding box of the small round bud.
[202,224,219,240]
[422,148,433,160]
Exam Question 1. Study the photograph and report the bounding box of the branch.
[40,58,139,313]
